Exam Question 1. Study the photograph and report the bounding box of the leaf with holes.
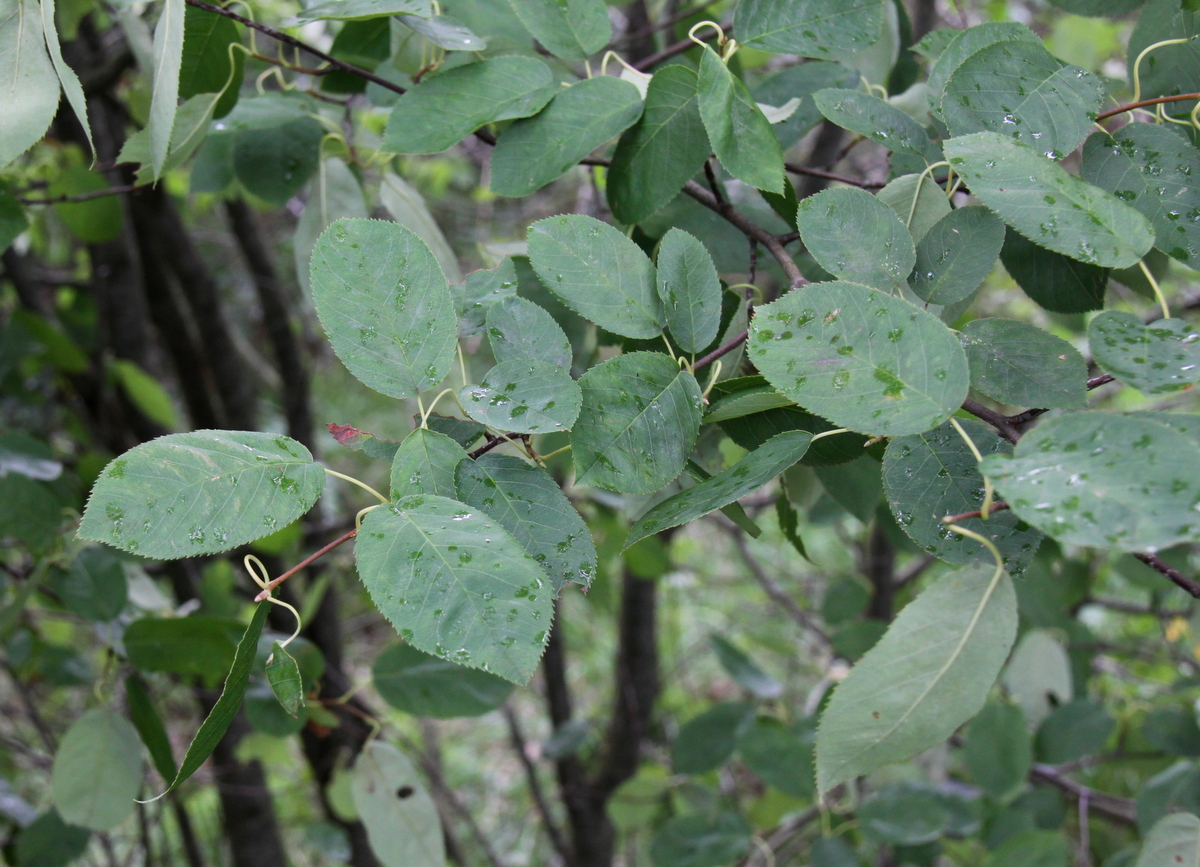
[351,741,444,867]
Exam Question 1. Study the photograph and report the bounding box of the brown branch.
[501,704,573,866]
[254,529,357,600]
[632,20,731,70]
[1097,91,1200,121]
[729,529,831,646]
[1029,764,1136,827]
[693,329,748,372]
[1134,553,1200,599]
[961,399,1021,444]
[784,162,885,189]
[941,501,1010,524]
[1007,375,1116,427]
[467,432,525,460]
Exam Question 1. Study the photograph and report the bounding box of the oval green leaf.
[351,741,444,867]
[373,642,513,718]
[909,206,1005,305]
[657,228,722,354]
[389,428,466,500]
[814,88,939,163]
[796,188,916,290]
[697,45,784,193]
[266,643,303,717]
[961,318,1088,408]
[1089,312,1200,395]
[504,0,609,61]
[486,295,572,368]
[459,359,582,434]
[52,710,144,831]
[735,0,885,60]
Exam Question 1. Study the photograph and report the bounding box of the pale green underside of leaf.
[1135,812,1200,867]
[735,0,885,60]
[148,0,185,177]
[796,188,916,291]
[815,563,1017,793]
[0,0,60,170]
[399,13,485,50]
[656,227,722,353]
[51,710,144,831]
[381,171,464,285]
[79,431,325,559]
[1088,313,1200,395]
[351,741,445,867]
[389,428,466,500]
[459,359,582,434]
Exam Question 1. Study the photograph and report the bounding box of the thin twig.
[961,399,1021,444]
[693,329,748,372]
[633,20,732,70]
[1084,597,1191,618]
[1007,375,1116,427]
[1134,553,1200,599]
[729,530,831,646]
[1097,91,1200,121]
[501,704,573,866]
[1029,764,1135,827]
[783,162,884,189]
[468,432,524,460]
[682,181,807,287]
[254,529,357,600]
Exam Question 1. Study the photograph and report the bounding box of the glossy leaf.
[527,214,663,339]
[1081,123,1200,269]
[148,0,185,177]
[294,157,368,292]
[351,741,444,867]
[796,188,916,290]
[909,206,1005,305]
[697,45,784,193]
[814,88,939,163]
[373,643,513,718]
[1136,813,1200,867]
[79,431,325,559]
[735,0,885,61]
[389,429,465,500]
[815,563,1018,793]
[572,352,703,494]
[980,412,1200,551]
[999,229,1108,314]
[505,0,609,61]
[656,228,722,353]
[290,0,430,23]
[355,495,553,683]
[486,296,571,368]
[399,14,486,50]
[52,709,144,831]
[750,281,969,437]
[491,76,642,197]
[672,702,756,773]
[964,701,1031,800]
[961,318,1088,408]
[625,430,812,548]
[310,219,457,399]
[1088,313,1200,395]
[455,454,597,590]
[943,132,1154,268]
[48,547,127,622]
[703,384,794,423]
[608,65,711,225]
[883,420,1044,574]
[928,22,1041,124]
[460,360,582,434]
[266,643,303,717]
[0,0,59,170]
[383,56,556,155]
[878,173,951,244]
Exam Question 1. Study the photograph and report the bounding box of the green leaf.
[179,4,243,118]
[125,674,177,781]
[505,0,609,61]
[910,206,1005,305]
[750,281,969,437]
[814,88,939,163]
[1082,123,1200,269]
[380,170,463,284]
[796,188,916,290]
[883,420,1043,573]
[383,56,556,155]
[289,0,430,23]
[40,0,92,154]
[607,65,711,225]
[16,811,91,867]
[964,701,1031,800]
[858,782,981,844]
[456,258,518,338]
[1035,699,1114,763]
[147,0,185,178]
[233,117,324,206]
[266,642,303,717]
[672,701,756,773]
[0,182,29,252]
[656,228,722,354]
[649,811,753,867]
[703,384,795,423]
[47,547,127,622]
[710,634,782,699]
[811,838,859,867]
[423,416,485,450]
[399,14,486,51]
[110,359,180,429]
[961,318,1088,408]
[1136,813,1200,867]
[572,352,703,494]
[877,173,951,244]
[1144,706,1200,757]
[697,45,784,193]
[310,218,457,399]
[79,431,325,559]
[999,229,1108,314]
[0,0,59,170]
[389,428,466,500]
[1090,313,1200,395]
[753,62,860,150]
[51,709,144,831]
[527,214,663,339]
[815,455,881,522]
[486,296,571,368]
[0,474,60,551]
[737,717,814,798]
[815,563,1018,793]
[625,430,812,548]
[373,642,513,718]
[942,40,1105,160]
[1127,0,1200,103]
[1002,629,1073,727]
[980,412,1200,551]
[123,616,241,682]
[294,157,368,292]
[460,359,582,434]
[351,741,444,867]
[985,832,1071,867]
[735,0,885,61]
[455,454,597,590]
[355,495,553,683]
[491,76,643,197]
[943,132,1154,268]
[927,23,1041,125]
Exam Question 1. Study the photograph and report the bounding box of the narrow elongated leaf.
[910,206,1005,304]
[390,428,466,500]
[625,431,812,548]
[79,431,325,559]
[928,22,1040,123]
[310,219,457,399]
[0,0,59,169]
[961,318,1088,408]
[289,0,430,23]
[383,57,556,155]
[373,643,512,718]
[1136,813,1200,867]
[735,0,885,60]
[684,461,762,537]
[40,0,93,153]
[356,495,553,683]
[980,412,1200,551]
[942,40,1105,160]
[704,385,794,423]
[750,281,969,437]
[527,214,663,338]
[999,229,1108,313]
[486,296,571,368]
[148,0,185,177]
[52,710,144,831]
[883,420,1043,574]
[491,76,642,197]
[608,65,710,225]
[505,0,609,61]
[697,45,784,193]
[351,742,444,867]
[944,132,1154,268]
[814,89,938,163]
[657,228,722,353]
[125,675,177,781]
[796,188,916,290]
[266,643,303,717]
[815,563,1018,793]
[572,352,703,494]
[460,359,582,434]
[456,454,596,590]
[1081,123,1200,269]
[1088,313,1200,395]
